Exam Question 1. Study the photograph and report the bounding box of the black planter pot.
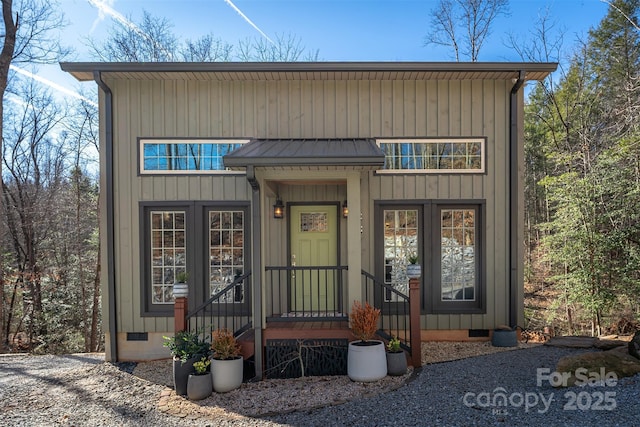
[491,329,517,347]
[386,351,408,376]
[173,356,197,395]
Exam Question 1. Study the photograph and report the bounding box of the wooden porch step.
[235,321,353,361]
[236,329,255,360]
[264,321,352,341]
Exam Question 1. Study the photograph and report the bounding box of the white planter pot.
[173,282,189,298]
[211,356,243,393]
[347,340,387,382]
[406,264,421,279]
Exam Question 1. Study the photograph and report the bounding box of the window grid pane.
[441,209,476,301]
[142,140,246,172]
[150,211,186,304]
[383,209,419,301]
[380,139,484,171]
[209,210,244,302]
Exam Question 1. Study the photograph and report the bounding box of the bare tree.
[505,7,565,65]
[1,0,68,350]
[424,0,509,61]
[236,33,320,62]
[87,11,320,63]
[179,34,234,62]
[60,96,101,352]
[2,80,66,348]
[85,10,177,61]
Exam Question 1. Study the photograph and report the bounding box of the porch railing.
[265,265,348,321]
[361,270,411,353]
[186,271,253,343]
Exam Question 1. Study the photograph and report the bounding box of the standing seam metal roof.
[223,138,385,168]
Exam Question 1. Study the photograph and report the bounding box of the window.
[375,202,484,314]
[382,208,419,301]
[208,210,245,302]
[377,138,486,173]
[433,204,483,313]
[149,210,187,304]
[141,203,249,316]
[440,208,476,302]
[139,139,248,174]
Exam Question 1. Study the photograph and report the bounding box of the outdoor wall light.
[274,197,284,219]
[342,200,349,218]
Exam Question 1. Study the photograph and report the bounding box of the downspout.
[246,165,263,380]
[509,70,526,329]
[93,71,117,362]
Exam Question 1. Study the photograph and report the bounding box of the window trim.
[376,137,487,174]
[138,137,249,175]
[140,201,251,317]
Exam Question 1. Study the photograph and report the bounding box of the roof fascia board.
[60,61,558,81]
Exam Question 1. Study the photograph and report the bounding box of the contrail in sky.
[10,65,98,107]
[223,0,274,44]
[86,0,174,59]
[87,0,139,34]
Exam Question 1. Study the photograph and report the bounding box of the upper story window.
[377,138,486,173]
[139,139,248,174]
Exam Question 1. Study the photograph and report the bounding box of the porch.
[179,266,421,379]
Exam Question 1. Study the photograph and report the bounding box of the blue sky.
[37,0,611,97]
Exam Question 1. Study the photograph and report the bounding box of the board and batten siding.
[105,76,519,334]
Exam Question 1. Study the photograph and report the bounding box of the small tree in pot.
[347,301,387,381]
[163,330,210,396]
[210,328,243,392]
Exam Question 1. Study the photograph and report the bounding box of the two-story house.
[61,61,556,378]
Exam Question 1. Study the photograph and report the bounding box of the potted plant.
[347,300,387,382]
[491,325,518,347]
[163,330,210,396]
[210,328,243,393]
[406,253,421,279]
[386,335,408,376]
[187,357,213,400]
[173,271,189,298]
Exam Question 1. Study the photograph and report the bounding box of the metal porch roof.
[223,138,385,168]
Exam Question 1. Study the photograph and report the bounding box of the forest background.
[1,0,639,354]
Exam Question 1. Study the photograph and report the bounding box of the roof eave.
[60,61,558,82]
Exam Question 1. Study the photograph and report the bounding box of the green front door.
[290,205,338,312]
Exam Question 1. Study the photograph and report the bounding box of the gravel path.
[1,347,638,426]
[268,346,640,427]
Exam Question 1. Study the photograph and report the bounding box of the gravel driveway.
[1,346,638,426]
